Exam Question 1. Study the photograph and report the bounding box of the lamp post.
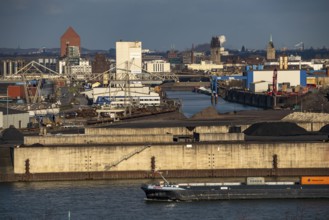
[6,86,9,128]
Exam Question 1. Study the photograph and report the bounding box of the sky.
[0,0,328,51]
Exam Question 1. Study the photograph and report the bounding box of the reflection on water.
[165,91,260,117]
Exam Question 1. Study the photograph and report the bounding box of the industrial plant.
[0,27,329,183]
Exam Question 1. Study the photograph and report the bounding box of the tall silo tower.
[210,36,221,64]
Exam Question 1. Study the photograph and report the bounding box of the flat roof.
[0,106,28,115]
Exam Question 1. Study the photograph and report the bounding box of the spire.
[270,34,273,42]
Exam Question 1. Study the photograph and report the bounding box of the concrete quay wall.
[84,125,235,136]
[24,133,245,145]
[85,123,328,137]
[14,142,329,174]
[296,122,328,132]
[25,122,327,146]
[85,127,192,136]
[24,134,173,145]
[199,133,244,141]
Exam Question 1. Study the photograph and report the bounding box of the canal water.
[1,180,328,220]
[165,91,260,117]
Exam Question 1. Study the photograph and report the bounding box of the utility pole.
[6,87,9,128]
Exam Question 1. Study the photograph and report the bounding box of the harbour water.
[165,91,260,117]
[1,180,328,220]
[0,91,328,219]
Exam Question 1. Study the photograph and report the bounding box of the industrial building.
[144,60,170,74]
[58,59,92,77]
[187,60,223,71]
[246,70,307,92]
[0,107,29,129]
[60,27,81,57]
[92,54,111,74]
[116,41,142,78]
[1,60,28,77]
[82,84,160,107]
[58,27,92,79]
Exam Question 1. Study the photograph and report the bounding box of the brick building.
[60,27,81,57]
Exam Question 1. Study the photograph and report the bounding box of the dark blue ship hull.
[141,184,329,201]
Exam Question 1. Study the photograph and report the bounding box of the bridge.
[211,75,247,95]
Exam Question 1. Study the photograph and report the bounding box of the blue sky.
[0,0,328,51]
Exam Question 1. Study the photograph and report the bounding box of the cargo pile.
[282,112,329,122]
[191,106,220,120]
[0,125,24,144]
[244,122,308,136]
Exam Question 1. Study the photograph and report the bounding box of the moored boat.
[141,176,329,201]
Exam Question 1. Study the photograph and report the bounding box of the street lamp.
[6,87,9,128]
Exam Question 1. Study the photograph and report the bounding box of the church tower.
[210,36,221,64]
[266,35,276,60]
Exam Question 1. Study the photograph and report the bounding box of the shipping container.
[306,77,316,85]
[8,85,25,99]
[301,176,329,185]
[246,177,265,185]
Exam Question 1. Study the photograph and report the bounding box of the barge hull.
[142,185,329,201]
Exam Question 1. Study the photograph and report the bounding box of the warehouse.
[0,107,29,129]
[245,70,307,91]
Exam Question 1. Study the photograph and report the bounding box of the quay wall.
[85,123,328,137]
[24,133,245,145]
[296,122,328,132]
[14,142,329,174]
[25,122,328,146]
[84,125,234,136]
[85,127,193,136]
[199,133,244,141]
[24,134,173,145]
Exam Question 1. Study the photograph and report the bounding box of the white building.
[246,70,306,91]
[81,83,160,107]
[116,41,142,79]
[264,59,323,71]
[58,59,92,76]
[0,107,30,129]
[187,60,223,71]
[144,60,170,73]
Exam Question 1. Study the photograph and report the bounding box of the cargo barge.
[141,176,329,201]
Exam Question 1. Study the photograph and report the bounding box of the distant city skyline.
[0,0,328,51]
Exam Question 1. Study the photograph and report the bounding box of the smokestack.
[284,56,288,70]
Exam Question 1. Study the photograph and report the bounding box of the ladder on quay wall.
[105,145,151,170]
